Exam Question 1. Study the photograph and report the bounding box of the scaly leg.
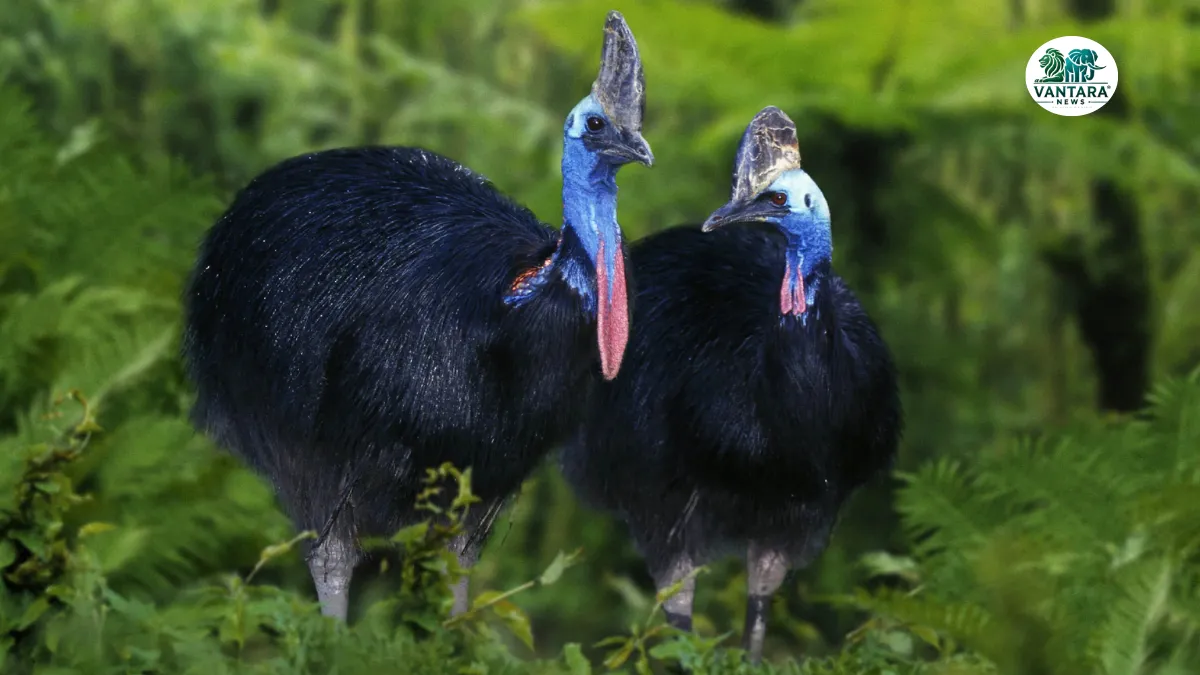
[307,533,357,620]
[743,542,789,664]
[448,531,480,617]
[450,573,471,617]
[653,554,697,632]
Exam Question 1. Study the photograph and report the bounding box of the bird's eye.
[586,115,606,132]
[803,193,812,208]
[769,192,788,207]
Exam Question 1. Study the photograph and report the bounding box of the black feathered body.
[183,147,599,548]
[562,223,901,577]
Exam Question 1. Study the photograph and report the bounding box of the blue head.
[702,107,830,316]
[559,10,653,379]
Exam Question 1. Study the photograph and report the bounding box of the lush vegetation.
[1,0,1197,672]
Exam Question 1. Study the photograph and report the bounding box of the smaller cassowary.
[562,107,902,663]
[182,11,652,620]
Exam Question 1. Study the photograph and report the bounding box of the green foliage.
[0,83,289,612]
[0,0,1198,672]
[0,391,93,657]
[0,397,579,673]
[841,368,1200,675]
[0,394,960,674]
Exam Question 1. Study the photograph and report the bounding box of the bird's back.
[183,146,593,534]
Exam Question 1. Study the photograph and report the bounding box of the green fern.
[850,369,1200,675]
[2,1,1199,669]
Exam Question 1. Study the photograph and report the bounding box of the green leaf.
[539,550,569,586]
[406,612,442,633]
[103,587,155,622]
[648,637,690,662]
[0,540,15,569]
[43,617,63,653]
[391,521,430,545]
[910,625,942,651]
[880,630,914,656]
[490,599,534,651]
[247,530,316,582]
[256,532,314,564]
[602,638,636,670]
[562,643,592,675]
[471,590,506,610]
[593,636,630,648]
[13,531,48,559]
[18,596,51,630]
[859,551,922,585]
[77,521,116,538]
[44,584,73,601]
[34,480,61,494]
[545,548,583,587]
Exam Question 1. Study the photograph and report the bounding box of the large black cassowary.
[562,107,902,663]
[182,11,652,621]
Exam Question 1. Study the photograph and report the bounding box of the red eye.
[769,192,788,206]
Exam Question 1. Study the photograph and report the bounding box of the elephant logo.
[1026,36,1118,117]
[1035,47,1107,83]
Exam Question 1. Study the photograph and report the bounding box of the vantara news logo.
[1026,36,1118,116]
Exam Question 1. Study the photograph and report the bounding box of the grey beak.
[702,202,737,232]
[608,130,654,167]
[701,199,775,232]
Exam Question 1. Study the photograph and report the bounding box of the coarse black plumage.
[564,224,899,561]
[561,107,902,663]
[185,146,590,539]
[181,11,653,620]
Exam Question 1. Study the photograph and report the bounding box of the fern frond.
[895,459,998,561]
[71,415,292,598]
[848,586,993,654]
[1091,557,1175,675]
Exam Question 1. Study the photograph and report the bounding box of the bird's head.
[563,11,654,170]
[702,107,831,316]
[702,107,831,262]
[557,11,652,381]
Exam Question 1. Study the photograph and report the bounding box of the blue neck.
[780,227,830,325]
[504,137,620,314]
[561,139,620,305]
[785,231,828,278]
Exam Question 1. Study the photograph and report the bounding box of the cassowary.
[181,11,652,620]
[561,107,901,663]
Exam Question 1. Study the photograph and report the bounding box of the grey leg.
[448,532,480,617]
[653,554,697,632]
[307,534,357,620]
[451,575,470,616]
[743,542,789,664]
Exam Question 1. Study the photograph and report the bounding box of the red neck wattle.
[596,238,629,380]
[780,264,807,316]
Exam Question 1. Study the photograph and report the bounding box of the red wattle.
[781,265,794,314]
[780,266,806,316]
[596,240,629,380]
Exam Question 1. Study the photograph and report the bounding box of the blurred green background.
[1,0,1198,672]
